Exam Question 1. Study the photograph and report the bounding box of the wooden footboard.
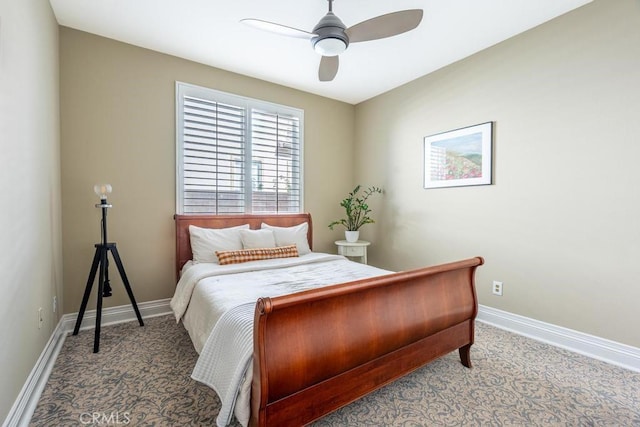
[250,256,484,427]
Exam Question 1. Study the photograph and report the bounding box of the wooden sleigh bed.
[174,213,483,427]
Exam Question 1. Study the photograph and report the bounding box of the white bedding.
[170,252,392,427]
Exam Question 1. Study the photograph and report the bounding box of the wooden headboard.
[174,213,313,280]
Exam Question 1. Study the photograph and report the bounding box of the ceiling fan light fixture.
[241,0,423,82]
[313,37,347,56]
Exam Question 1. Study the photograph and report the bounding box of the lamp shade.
[94,184,112,200]
[313,37,347,56]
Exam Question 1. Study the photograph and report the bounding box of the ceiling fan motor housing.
[311,12,349,56]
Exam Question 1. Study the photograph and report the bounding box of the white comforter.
[170,253,392,427]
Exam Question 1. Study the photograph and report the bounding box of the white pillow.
[189,224,250,264]
[240,229,276,249]
[261,222,311,255]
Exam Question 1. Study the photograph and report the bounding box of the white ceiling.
[49,0,592,105]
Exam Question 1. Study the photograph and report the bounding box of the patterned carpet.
[30,315,640,426]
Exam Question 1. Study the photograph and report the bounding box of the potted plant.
[328,185,383,242]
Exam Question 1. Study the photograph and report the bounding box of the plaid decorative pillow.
[216,244,299,265]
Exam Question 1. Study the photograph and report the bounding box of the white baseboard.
[477,304,640,373]
[2,299,172,427]
[61,298,172,333]
[2,318,67,427]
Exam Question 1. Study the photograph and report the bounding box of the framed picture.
[423,122,493,189]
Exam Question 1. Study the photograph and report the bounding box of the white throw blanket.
[170,253,392,427]
[191,302,255,427]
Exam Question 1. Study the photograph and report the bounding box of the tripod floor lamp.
[73,184,144,352]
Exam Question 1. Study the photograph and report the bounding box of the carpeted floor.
[30,315,640,426]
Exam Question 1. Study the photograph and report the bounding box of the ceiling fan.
[241,0,423,82]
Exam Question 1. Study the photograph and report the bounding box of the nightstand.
[335,240,370,264]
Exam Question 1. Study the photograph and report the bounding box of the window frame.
[175,81,304,215]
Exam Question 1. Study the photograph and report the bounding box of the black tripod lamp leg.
[73,246,101,335]
[103,255,112,297]
[94,247,107,353]
[110,246,144,327]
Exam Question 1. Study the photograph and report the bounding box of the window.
[176,82,303,214]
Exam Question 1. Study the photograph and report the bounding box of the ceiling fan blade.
[319,56,339,82]
[345,9,423,43]
[240,19,314,40]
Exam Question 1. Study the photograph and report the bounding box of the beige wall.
[354,0,640,347]
[0,0,61,421]
[59,28,355,313]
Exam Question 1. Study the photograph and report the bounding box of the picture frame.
[423,122,493,189]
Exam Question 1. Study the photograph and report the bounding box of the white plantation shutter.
[176,82,303,214]
[181,96,246,213]
[250,109,301,213]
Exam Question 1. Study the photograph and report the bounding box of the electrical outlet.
[492,281,503,296]
[38,308,43,329]
[53,296,57,314]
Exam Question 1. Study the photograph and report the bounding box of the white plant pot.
[345,230,360,243]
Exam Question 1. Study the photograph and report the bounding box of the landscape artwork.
[423,122,493,189]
